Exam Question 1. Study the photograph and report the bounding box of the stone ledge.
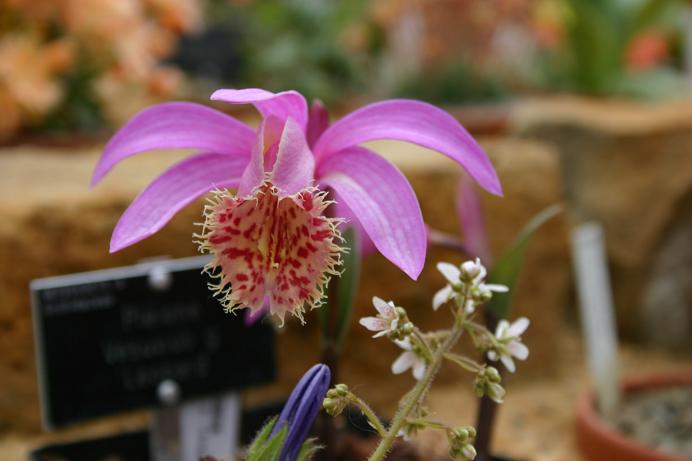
[0,137,568,434]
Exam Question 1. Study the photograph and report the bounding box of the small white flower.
[460,258,486,282]
[480,283,509,294]
[432,284,454,311]
[437,261,461,285]
[487,317,529,373]
[359,296,399,338]
[391,338,426,380]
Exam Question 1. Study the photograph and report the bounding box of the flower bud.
[485,366,501,383]
[334,383,349,396]
[401,322,414,335]
[472,285,493,304]
[460,260,482,282]
[487,382,506,404]
[323,397,346,416]
[461,443,477,460]
[271,364,331,461]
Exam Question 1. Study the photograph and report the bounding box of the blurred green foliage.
[211,0,380,106]
[543,0,686,97]
[393,61,508,105]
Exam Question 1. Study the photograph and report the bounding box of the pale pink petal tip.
[318,147,425,280]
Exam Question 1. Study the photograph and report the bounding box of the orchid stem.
[474,311,500,461]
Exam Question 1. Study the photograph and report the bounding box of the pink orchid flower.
[92,88,502,322]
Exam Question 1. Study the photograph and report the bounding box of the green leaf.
[245,416,276,457]
[319,227,360,350]
[246,424,288,461]
[486,205,562,319]
[295,438,323,461]
[245,417,293,461]
[628,0,680,38]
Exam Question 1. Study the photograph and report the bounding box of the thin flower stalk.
[367,287,471,461]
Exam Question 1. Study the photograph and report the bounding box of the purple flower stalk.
[271,364,331,461]
[92,88,502,321]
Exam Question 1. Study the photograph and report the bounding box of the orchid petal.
[313,99,502,196]
[436,262,461,285]
[210,88,308,130]
[508,317,530,337]
[333,195,377,255]
[238,115,284,197]
[271,117,315,196]
[317,147,425,280]
[457,171,492,262]
[244,300,269,326]
[110,152,249,252]
[307,99,329,147]
[92,102,254,186]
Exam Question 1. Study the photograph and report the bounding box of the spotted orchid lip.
[198,183,343,323]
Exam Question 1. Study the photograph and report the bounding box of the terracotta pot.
[576,371,692,461]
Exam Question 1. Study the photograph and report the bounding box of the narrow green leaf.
[336,227,360,348]
[245,416,276,457]
[319,227,360,350]
[486,205,562,319]
[628,0,680,38]
[247,425,288,461]
[295,438,323,461]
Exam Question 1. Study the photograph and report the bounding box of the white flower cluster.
[359,259,530,383]
[433,258,508,313]
[488,317,530,373]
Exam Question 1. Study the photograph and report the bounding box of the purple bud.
[271,364,331,461]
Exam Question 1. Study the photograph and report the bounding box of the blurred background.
[1,0,692,460]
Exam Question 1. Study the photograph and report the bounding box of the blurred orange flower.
[626,33,669,72]
[0,35,71,115]
[0,0,201,139]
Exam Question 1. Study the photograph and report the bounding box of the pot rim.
[576,370,692,461]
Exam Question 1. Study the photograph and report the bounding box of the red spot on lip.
[243,223,257,239]
[209,235,231,245]
[223,248,249,259]
[312,229,332,241]
[237,273,249,281]
[288,258,301,268]
[297,247,308,258]
[301,193,313,211]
